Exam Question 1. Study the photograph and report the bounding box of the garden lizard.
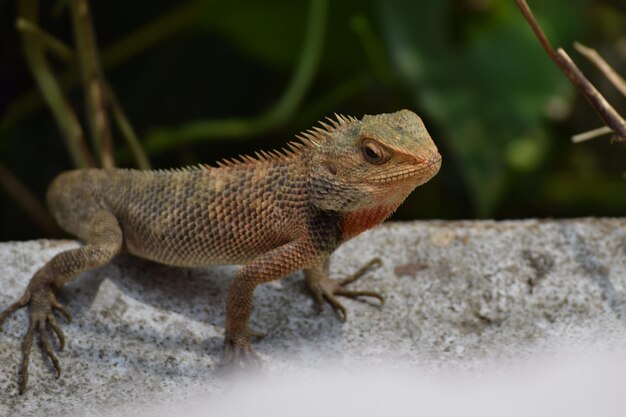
[0,109,441,394]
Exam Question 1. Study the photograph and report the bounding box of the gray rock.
[1,218,626,416]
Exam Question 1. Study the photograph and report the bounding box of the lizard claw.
[0,283,71,394]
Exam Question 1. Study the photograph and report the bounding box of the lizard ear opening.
[323,161,338,176]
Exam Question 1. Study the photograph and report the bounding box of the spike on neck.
[211,113,358,170]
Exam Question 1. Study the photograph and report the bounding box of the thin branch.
[514,0,626,142]
[515,0,559,61]
[141,0,328,156]
[556,48,626,141]
[70,0,114,168]
[574,42,626,98]
[0,162,63,237]
[17,0,94,168]
[571,126,613,143]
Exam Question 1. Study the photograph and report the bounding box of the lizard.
[0,109,441,394]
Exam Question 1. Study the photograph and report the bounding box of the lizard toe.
[223,341,262,370]
[338,257,383,286]
[0,293,31,329]
[38,320,62,378]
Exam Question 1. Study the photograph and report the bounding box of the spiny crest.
[294,112,357,147]
[152,165,205,174]
[207,113,358,169]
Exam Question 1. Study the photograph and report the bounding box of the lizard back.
[47,159,310,267]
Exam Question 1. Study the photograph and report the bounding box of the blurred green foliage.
[380,0,589,216]
[0,0,625,241]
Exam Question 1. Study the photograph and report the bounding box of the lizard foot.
[0,282,71,394]
[223,336,261,369]
[305,257,385,322]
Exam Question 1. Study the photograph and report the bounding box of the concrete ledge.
[1,218,626,416]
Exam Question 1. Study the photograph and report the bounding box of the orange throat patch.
[340,204,399,240]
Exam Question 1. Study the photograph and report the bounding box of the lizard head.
[307,109,441,220]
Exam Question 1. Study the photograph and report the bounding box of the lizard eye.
[361,139,390,165]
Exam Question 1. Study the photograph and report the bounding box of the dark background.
[0,0,625,241]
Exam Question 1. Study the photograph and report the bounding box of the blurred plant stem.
[17,0,94,168]
[70,0,114,168]
[294,72,373,127]
[16,18,73,61]
[141,0,328,156]
[0,162,62,237]
[107,85,151,169]
[4,0,152,236]
[17,14,151,170]
[1,1,207,137]
[350,15,394,85]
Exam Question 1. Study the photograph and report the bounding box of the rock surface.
[1,218,626,416]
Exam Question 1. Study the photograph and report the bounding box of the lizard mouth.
[369,154,442,184]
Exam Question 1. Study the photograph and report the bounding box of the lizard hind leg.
[304,258,385,322]
[0,210,123,394]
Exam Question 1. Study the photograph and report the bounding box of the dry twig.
[574,42,626,98]
[514,0,626,143]
[571,126,613,143]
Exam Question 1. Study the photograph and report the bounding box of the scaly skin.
[0,109,441,393]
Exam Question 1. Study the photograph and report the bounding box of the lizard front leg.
[224,239,320,366]
[0,210,122,394]
[304,258,384,322]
